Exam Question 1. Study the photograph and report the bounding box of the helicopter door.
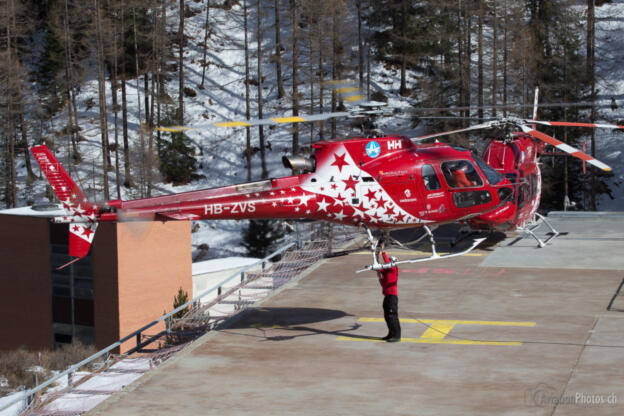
[416,163,450,221]
[440,160,493,215]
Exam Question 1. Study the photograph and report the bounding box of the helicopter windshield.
[473,156,504,185]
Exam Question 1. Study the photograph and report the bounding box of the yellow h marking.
[419,322,456,339]
[337,318,536,346]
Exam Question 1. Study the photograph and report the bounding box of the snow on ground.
[0,393,27,416]
[192,256,260,274]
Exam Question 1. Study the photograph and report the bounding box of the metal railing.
[0,236,307,414]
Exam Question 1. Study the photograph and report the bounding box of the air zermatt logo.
[365,141,381,158]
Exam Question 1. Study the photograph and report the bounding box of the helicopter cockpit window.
[441,161,483,189]
[473,156,504,185]
[422,164,441,190]
[504,173,519,185]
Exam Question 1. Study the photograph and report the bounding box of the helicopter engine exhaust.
[282,155,316,173]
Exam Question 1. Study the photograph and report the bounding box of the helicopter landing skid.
[357,225,486,273]
[518,213,562,248]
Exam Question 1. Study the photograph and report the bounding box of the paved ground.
[89,213,624,415]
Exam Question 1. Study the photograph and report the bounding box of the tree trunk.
[18,94,35,183]
[121,0,133,188]
[6,0,17,206]
[200,0,210,89]
[462,1,471,120]
[317,15,324,141]
[502,0,508,117]
[330,4,338,139]
[308,13,314,145]
[63,0,79,164]
[179,0,185,125]
[133,7,146,197]
[111,68,121,198]
[95,0,110,200]
[587,0,596,210]
[457,0,464,122]
[291,0,299,154]
[399,0,407,96]
[477,0,484,121]
[257,0,268,179]
[356,0,364,89]
[244,0,252,181]
[274,0,285,99]
[491,0,498,117]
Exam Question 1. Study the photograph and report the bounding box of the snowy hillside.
[14,0,624,261]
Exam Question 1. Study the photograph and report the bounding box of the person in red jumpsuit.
[376,240,401,342]
[451,164,473,188]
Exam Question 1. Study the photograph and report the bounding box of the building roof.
[0,204,66,218]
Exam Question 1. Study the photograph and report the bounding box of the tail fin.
[30,145,96,215]
[31,145,99,268]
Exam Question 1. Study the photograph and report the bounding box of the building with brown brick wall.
[0,207,192,353]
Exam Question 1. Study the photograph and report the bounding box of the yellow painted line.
[271,116,307,123]
[213,121,253,127]
[358,318,536,327]
[336,336,522,346]
[249,323,281,329]
[352,250,484,257]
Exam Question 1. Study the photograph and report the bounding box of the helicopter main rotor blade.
[155,111,353,132]
[529,120,624,130]
[412,121,496,141]
[406,101,618,113]
[518,124,612,172]
[213,111,354,127]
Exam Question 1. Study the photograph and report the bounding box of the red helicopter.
[30,92,615,271]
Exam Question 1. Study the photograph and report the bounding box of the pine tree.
[172,287,189,320]
[242,220,285,258]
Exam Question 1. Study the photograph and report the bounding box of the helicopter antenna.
[532,86,540,129]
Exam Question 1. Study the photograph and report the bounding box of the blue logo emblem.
[365,141,381,158]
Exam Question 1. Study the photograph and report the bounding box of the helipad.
[89,213,624,415]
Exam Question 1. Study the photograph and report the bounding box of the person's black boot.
[386,337,401,343]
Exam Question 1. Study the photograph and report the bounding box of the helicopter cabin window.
[422,164,441,190]
[518,184,527,209]
[530,174,537,199]
[441,161,483,189]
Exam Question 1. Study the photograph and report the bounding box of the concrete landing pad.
[481,212,624,270]
[90,216,624,415]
